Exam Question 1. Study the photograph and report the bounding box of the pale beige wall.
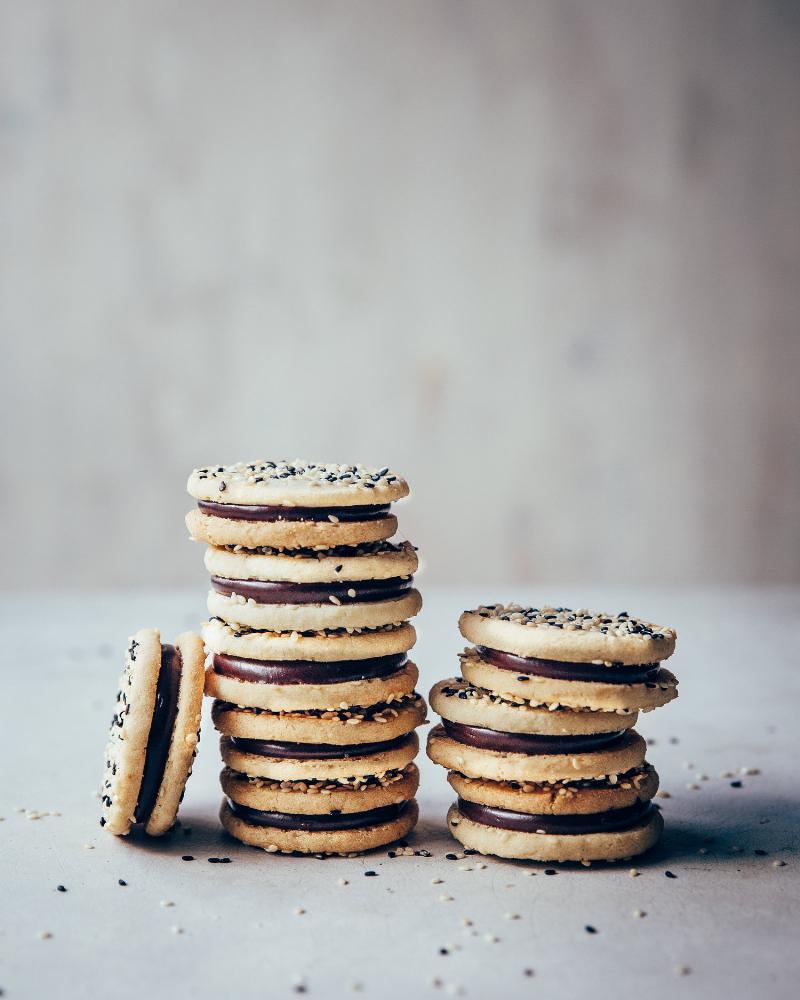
[2,0,798,588]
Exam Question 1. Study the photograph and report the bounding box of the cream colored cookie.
[429,678,637,735]
[202,616,417,662]
[220,797,419,855]
[212,693,427,745]
[427,725,646,783]
[207,588,422,632]
[188,459,409,506]
[145,632,205,836]
[101,629,204,837]
[460,648,678,712]
[448,764,659,816]
[221,763,419,815]
[220,732,420,781]
[101,629,162,835]
[186,508,398,549]
[205,661,419,712]
[460,605,676,665]
[204,540,418,583]
[446,802,663,862]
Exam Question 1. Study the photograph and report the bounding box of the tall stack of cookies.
[427,604,678,863]
[186,460,426,855]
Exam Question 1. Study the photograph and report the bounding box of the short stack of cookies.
[186,460,426,855]
[427,604,678,863]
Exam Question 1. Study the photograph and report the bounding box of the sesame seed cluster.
[474,604,675,641]
[187,459,425,854]
[194,459,403,490]
[425,602,679,862]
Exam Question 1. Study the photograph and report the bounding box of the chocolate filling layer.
[135,645,182,823]
[214,652,408,685]
[210,575,412,605]
[229,733,411,760]
[227,798,408,831]
[198,500,390,522]
[475,646,659,684]
[442,720,624,755]
[458,797,653,835]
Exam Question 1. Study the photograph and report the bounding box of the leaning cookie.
[187,459,408,549]
[101,629,204,836]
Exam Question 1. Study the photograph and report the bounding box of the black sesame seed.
[181,855,195,861]
[665,870,677,879]
[56,885,67,893]
[364,870,378,877]
[730,780,743,788]
[439,948,449,955]
[118,879,127,886]
[585,925,598,934]
[446,853,458,860]
[544,869,557,875]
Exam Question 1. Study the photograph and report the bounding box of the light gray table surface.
[1,586,798,1000]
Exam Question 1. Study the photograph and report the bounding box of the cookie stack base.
[446,801,663,863]
[221,798,419,855]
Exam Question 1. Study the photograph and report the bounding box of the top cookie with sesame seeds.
[186,460,407,549]
[188,459,408,507]
[460,605,676,666]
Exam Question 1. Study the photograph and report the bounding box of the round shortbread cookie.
[426,725,646,783]
[188,459,409,507]
[448,763,659,816]
[186,508,399,550]
[460,648,678,712]
[145,632,205,836]
[220,796,419,855]
[203,616,416,662]
[204,540,418,583]
[460,605,676,665]
[446,801,663,862]
[429,678,638,735]
[206,588,422,632]
[101,629,204,837]
[220,732,420,781]
[205,661,419,712]
[212,694,427,745]
[221,763,419,815]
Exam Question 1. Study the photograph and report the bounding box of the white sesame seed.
[439,894,454,902]
[633,909,647,918]
[37,931,53,940]
[773,860,787,867]
[294,907,306,916]
[160,900,175,908]
[629,868,640,877]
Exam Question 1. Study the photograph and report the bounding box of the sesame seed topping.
[469,603,675,641]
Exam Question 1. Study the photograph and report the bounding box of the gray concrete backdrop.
[2,0,799,588]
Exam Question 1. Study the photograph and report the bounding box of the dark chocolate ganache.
[198,500,390,522]
[227,799,408,831]
[228,733,412,760]
[442,720,625,755]
[475,646,659,684]
[210,575,412,605]
[214,652,408,686]
[135,645,182,823]
[458,797,653,835]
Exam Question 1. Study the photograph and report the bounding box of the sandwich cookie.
[101,629,204,836]
[213,695,426,853]
[187,460,408,549]
[459,604,678,712]
[205,539,421,631]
